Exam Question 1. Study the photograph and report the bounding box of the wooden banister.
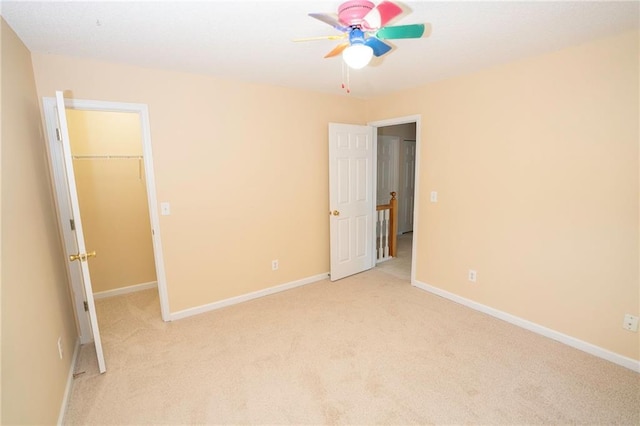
[376,191,398,258]
[389,192,397,257]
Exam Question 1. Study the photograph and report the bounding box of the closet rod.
[72,155,143,160]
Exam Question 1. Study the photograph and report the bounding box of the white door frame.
[369,115,421,284]
[43,97,171,337]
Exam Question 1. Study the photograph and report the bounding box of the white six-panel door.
[55,91,107,373]
[329,123,375,281]
[376,135,399,205]
[399,140,416,234]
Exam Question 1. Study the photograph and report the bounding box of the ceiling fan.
[295,0,427,70]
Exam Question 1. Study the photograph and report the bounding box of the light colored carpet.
[376,232,413,281]
[64,269,639,425]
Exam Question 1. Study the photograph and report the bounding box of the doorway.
[67,109,159,298]
[43,97,170,347]
[371,116,420,283]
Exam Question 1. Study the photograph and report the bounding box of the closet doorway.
[43,97,170,349]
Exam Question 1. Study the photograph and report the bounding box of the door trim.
[43,97,171,328]
[368,115,421,284]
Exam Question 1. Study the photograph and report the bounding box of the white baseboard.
[412,280,640,373]
[57,338,80,426]
[93,281,157,299]
[170,273,329,321]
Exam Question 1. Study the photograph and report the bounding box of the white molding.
[170,273,329,321]
[368,114,421,129]
[138,105,171,322]
[57,338,80,426]
[93,281,158,299]
[412,280,640,373]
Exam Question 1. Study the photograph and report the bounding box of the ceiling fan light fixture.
[343,44,374,69]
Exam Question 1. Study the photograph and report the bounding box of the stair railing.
[376,192,398,262]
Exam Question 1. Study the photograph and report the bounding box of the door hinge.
[70,219,75,231]
[56,128,62,141]
[83,301,89,312]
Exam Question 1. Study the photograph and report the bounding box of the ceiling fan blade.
[363,1,403,29]
[309,13,350,32]
[376,24,425,39]
[293,34,347,42]
[364,37,392,57]
[324,42,349,58]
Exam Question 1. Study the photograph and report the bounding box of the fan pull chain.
[341,61,351,94]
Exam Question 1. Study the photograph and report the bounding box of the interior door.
[329,123,375,281]
[55,91,106,373]
[399,140,416,234]
[376,135,399,205]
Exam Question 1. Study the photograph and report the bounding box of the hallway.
[375,232,412,281]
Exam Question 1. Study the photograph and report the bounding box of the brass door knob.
[69,251,97,262]
[332,210,340,216]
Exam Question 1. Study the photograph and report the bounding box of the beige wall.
[24,25,638,367]
[368,30,640,361]
[67,110,156,293]
[1,19,77,424]
[31,54,368,311]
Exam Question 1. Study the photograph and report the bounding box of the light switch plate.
[160,202,170,216]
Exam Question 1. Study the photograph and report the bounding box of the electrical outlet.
[468,269,477,283]
[160,202,171,216]
[272,259,279,271]
[57,336,63,359]
[623,314,638,332]
[430,191,438,202]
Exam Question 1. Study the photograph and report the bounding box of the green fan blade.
[376,24,425,40]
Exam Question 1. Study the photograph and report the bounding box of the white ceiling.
[1,1,638,98]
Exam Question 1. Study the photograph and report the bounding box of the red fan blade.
[363,1,403,29]
[324,42,349,58]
